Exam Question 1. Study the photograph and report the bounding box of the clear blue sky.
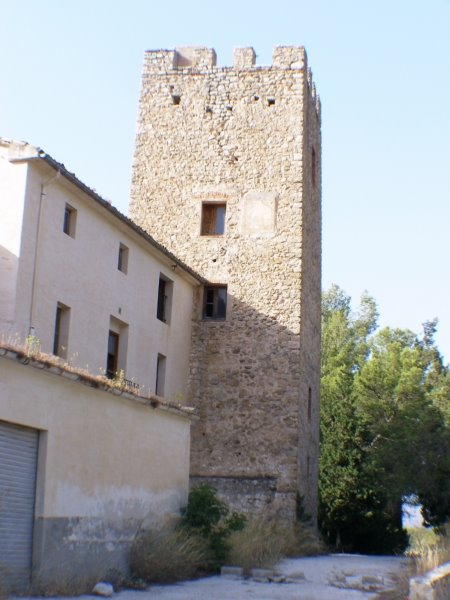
[1,0,449,361]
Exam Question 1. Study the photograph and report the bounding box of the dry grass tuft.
[407,523,450,575]
[375,524,450,600]
[130,526,211,583]
[227,517,325,573]
[31,574,100,597]
[0,338,189,412]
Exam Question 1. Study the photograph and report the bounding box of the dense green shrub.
[130,485,246,583]
[183,484,246,566]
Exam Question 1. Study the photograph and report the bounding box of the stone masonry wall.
[130,46,321,520]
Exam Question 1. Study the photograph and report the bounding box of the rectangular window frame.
[118,243,129,274]
[311,147,317,189]
[106,316,129,379]
[53,302,70,358]
[202,285,227,320]
[157,274,173,324]
[106,330,119,379]
[63,203,77,238]
[308,386,312,421]
[200,202,226,236]
[156,353,166,397]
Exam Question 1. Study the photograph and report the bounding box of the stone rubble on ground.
[92,582,114,597]
[220,566,244,579]
[330,572,385,592]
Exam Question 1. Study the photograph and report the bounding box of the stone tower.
[130,46,321,520]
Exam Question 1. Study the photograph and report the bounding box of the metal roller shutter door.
[0,420,38,593]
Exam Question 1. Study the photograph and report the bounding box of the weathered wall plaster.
[0,352,191,585]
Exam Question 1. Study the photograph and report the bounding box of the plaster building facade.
[0,139,201,591]
[130,46,321,519]
[0,351,191,591]
[0,138,203,400]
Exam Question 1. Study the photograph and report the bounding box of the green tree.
[355,323,450,528]
[319,286,449,553]
[319,286,404,552]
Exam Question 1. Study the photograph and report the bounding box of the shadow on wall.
[0,243,19,326]
[188,290,321,520]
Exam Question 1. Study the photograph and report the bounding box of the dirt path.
[27,554,408,600]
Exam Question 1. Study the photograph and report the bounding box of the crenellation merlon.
[233,47,256,68]
[176,46,217,69]
[144,45,309,72]
[272,46,307,69]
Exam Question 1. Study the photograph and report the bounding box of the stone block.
[92,582,114,596]
[233,47,256,69]
[221,566,244,579]
[251,567,274,582]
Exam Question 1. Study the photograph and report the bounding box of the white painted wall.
[0,354,191,524]
[0,143,198,401]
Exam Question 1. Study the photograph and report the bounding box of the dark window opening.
[157,278,167,322]
[201,203,226,236]
[53,307,62,355]
[118,243,129,273]
[156,353,166,396]
[308,386,312,421]
[171,94,181,105]
[63,204,77,237]
[311,147,316,188]
[106,331,119,379]
[53,303,70,358]
[267,97,275,106]
[156,274,173,324]
[203,285,227,320]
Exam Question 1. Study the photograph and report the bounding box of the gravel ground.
[17,554,409,600]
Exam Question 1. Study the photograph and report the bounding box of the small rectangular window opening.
[157,275,173,324]
[53,302,70,358]
[156,353,166,397]
[106,330,119,379]
[311,147,316,188]
[201,203,226,236]
[63,203,77,237]
[203,285,227,320]
[118,243,129,273]
[106,317,128,379]
[307,386,312,421]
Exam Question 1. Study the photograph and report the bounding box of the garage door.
[0,420,39,593]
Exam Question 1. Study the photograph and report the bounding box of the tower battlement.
[145,45,306,70]
[142,45,320,117]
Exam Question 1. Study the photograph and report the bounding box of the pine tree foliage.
[319,286,449,553]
